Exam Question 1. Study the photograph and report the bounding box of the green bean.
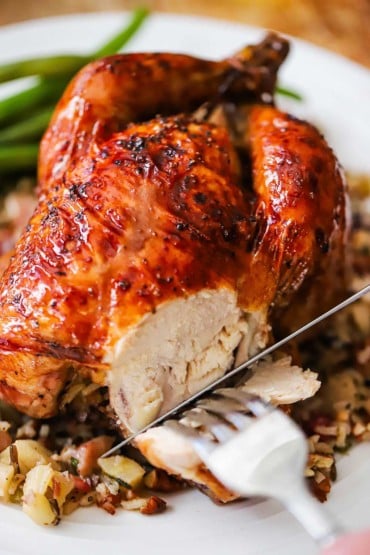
[0,55,89,85]
[0,9,150,173]
[93,7,149,58]
[276,86,303,101]
[0,144,38,172]
[0,106,54,144]
[0,8,149,85]
[0,76,69,126]
[0,8,149,137]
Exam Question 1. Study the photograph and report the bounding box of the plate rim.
[0,10,369,81]
[0,10,369,555]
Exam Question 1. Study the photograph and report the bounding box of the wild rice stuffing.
[0,173,368,524]
[293,172,370,501]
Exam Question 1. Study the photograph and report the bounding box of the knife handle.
[321,530,370,554]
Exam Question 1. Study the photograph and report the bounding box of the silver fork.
[165,391,370,555]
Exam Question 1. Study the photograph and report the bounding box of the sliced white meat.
[108,288,269,433]
[238,356,320,404]
[135,356,320,501]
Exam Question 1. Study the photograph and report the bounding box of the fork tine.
[216,388,273,416]
[197,397,253,431]
[181,408,236,442]
[164,420,216,456]
[224,411,254,430]
[197,397,244,414]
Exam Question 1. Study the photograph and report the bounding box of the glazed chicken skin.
[0,35,348,438]
[0,34,289,428]
[247,106,349,337]
[0,114,270,430]
[39,34,289,197]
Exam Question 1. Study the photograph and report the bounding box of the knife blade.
[102,284,370,457]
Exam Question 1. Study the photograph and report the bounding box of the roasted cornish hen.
[0,35,348,443]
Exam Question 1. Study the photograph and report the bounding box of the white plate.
[0,12,369,555]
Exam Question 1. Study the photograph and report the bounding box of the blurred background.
[1,0,369,67]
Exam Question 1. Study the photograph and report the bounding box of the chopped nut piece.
[307,435,320,453]
[314,470,326,484]
[336,422,351,448]
[121,497,147,511]
[353,422,366,436]
[0,431,12,453]
[97,491,121,515]
[310,476,331,503]
[140,495,167,515]
[304,467,315,478]
[314,425,338,437]
[0,421,11,432]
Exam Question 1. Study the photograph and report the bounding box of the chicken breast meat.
[0,33,348,455]
[136,356,321,502]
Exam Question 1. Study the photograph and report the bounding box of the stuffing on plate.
[0,31,368,525]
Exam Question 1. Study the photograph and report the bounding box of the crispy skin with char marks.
[38,33,289,197]
[247,106,349,335]
[0,115,270,425]
[0,36,348,437]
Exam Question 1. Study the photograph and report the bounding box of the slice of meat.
[234,355,320,403]
[135,356,320,502]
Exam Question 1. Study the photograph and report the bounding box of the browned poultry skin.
[38,34,289,196]
[0,116,257,417]
[0,39,348,422]
[0,37,291,418]
[248,105,349,332]
[39,53,228,193]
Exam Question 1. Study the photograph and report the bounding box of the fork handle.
[285,484,370,553]
[321,531,370,554]
[284,482,343,545]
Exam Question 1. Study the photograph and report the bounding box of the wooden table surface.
[1,0,369,68]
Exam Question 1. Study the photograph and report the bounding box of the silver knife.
[103,284,370,457]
